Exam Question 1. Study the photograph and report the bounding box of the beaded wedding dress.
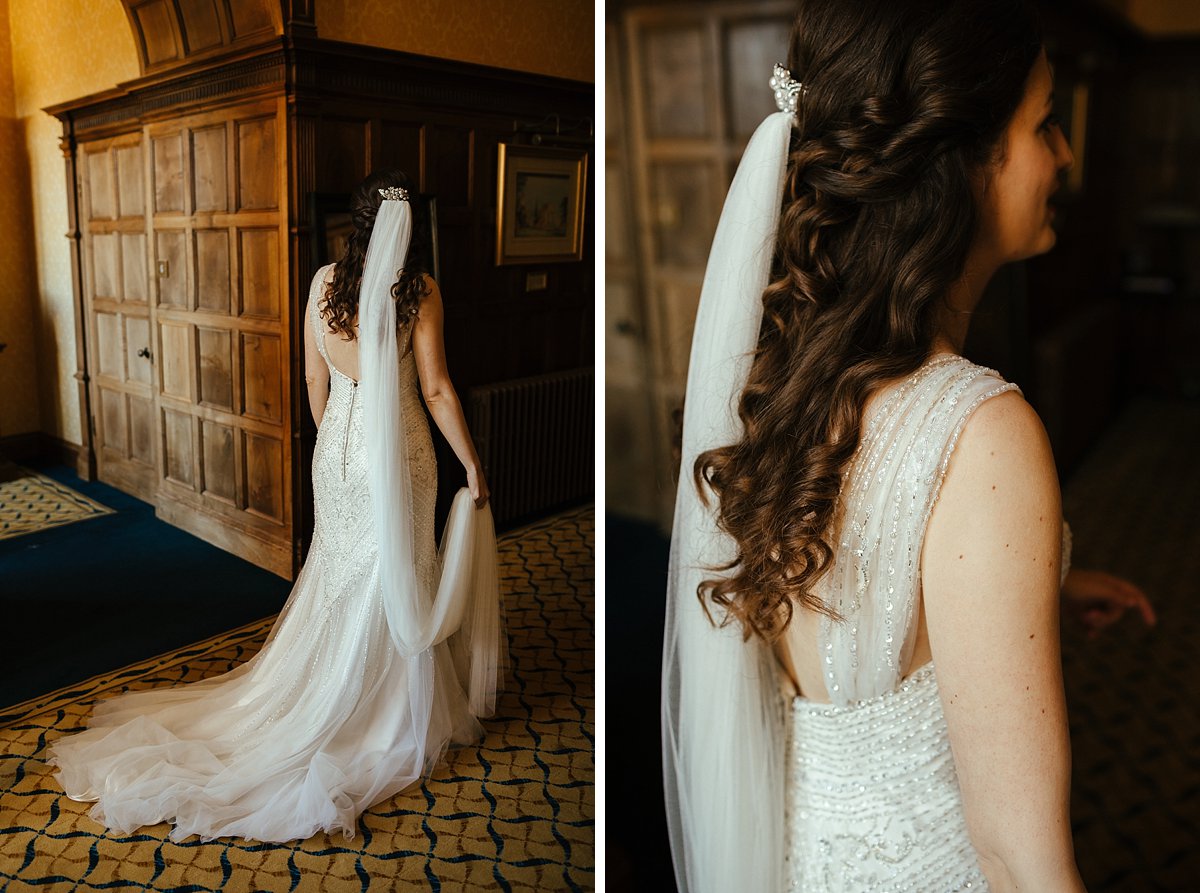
[48,263,499,844]
[781,354,1071,892]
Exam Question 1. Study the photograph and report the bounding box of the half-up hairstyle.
[323,169,431,340]
[695,0,1042,642]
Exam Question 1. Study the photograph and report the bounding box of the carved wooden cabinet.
[67,97,293,573]
[50,19,593,578]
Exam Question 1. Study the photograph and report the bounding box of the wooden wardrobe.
[49,2,593,578]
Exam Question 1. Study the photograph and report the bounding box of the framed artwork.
[309,191,441,282]
[495,144,588,265]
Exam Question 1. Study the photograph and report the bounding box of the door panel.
[80,100,292,577]
[619,3,793,528]
[80,134,157,498]
[143,100,292,576]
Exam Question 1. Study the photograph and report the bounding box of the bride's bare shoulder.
[929,386,1059,556]
[953,388,1052,474]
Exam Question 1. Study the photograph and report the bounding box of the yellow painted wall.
[0,0,43,438]
[316,0,595,82]
[5,0,139,444]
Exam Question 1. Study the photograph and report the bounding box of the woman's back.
[780,356,993,891]
[775,354,1071,889]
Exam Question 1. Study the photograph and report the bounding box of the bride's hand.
[466,465,490,509]
[1061,568,1157,639]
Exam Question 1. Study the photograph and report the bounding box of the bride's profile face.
[978,48,1074,264]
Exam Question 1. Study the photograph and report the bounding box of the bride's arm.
[411,276,489,507]
[922,390,1087,893]
[303,293,330,426]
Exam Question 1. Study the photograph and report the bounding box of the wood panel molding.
[119,0,281,75]
[46,49,287,137]
[0,433,88,473]
[290,39,592,117]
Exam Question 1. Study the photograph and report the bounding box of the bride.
[663,1,1152,891]
[49,169,504,844]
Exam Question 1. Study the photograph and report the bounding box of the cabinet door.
[606,22,661,523]
[619,4,792,530]
[81,135,157,500]
[146,100,293,577]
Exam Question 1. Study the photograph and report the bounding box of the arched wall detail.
[116,0,296,74]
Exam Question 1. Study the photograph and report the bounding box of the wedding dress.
[781,354,1072,892]
[48,261,500,844]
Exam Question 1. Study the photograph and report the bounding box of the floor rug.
[0,464,113,541]
[0,506,595,892]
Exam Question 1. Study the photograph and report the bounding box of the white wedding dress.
[48,264,495,843]
[782,355,1071,891]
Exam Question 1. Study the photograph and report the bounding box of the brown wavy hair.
[695,0,1042,642]
[322,169,431,340]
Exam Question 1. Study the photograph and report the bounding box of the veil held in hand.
[359,193,503,746]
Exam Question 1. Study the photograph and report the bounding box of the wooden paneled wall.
[52,34,594,576]
[290,41,594,396]
[288,40,595,551]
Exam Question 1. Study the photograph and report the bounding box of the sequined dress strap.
[817,356,1020,705]
[309,264,335,370]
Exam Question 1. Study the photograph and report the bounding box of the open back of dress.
[783,355,1069,891]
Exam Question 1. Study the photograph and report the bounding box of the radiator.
[467,368,594,527]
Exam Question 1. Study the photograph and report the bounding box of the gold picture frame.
[495,144,588,265]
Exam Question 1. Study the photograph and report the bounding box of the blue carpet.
[0,464,292,708]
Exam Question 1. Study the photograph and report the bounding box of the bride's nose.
[1055,126,1074,173]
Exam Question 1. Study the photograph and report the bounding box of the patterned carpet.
[0,464,113,541]
[0,506,594,892]
[1060,398,1200,891]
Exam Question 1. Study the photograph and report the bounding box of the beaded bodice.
[307,264,437,597]
[784,356,1072,892]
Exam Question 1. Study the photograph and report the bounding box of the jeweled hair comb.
[378,186,410,201]
[770,63,807,115]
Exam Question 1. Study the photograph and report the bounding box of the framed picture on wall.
[309,192,441,281]
[495,144,588,265]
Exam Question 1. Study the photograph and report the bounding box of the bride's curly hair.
[323,169,431,339]
[695,0,1042,642]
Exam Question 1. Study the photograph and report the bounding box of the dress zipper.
[342,381,358,480]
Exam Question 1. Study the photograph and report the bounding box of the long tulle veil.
[661,110,794,892]
[359,195,504,769]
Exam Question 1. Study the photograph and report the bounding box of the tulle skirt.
[47,491,500,844]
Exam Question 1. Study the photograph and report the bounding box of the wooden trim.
[45,43,288,136]
[0,432,89,472]
[45,36,592,140]
[58,119,98,481]
[286,38,592,115]
[156,494,291,578]
[0,432,41,463]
